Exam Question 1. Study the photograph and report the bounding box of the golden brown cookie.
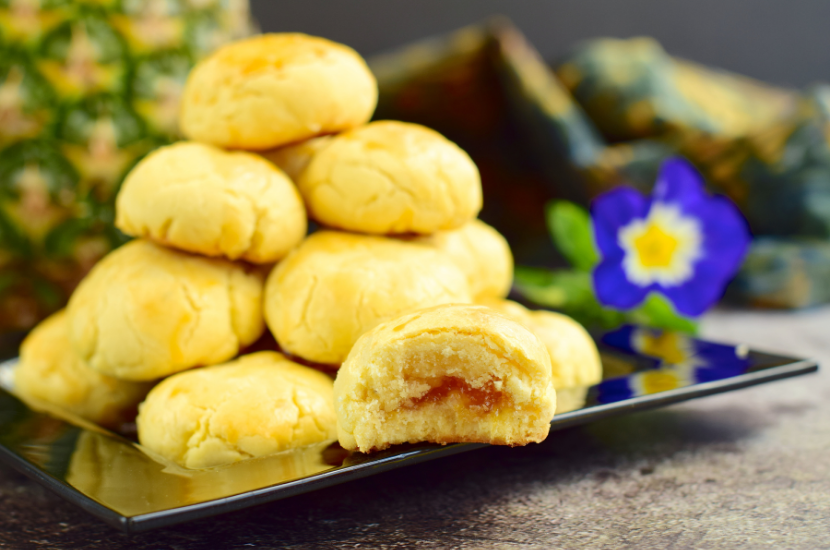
[416,219,513,300]
[298,121,482,234]
[334,304,556,452]
[67,240,265,381]
[179,33,377,149]
[137,351,337,469]
[264,231,472,365]
[480,299,602,390]
[258,136,332,182]
[14,310,152,428]
[116,142,306,263]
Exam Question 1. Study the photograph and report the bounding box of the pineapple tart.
[137,351,337,469]
[179,33,377,150]
[14,310,152,428]
[264,231,472,365]
[67,240,265,381]
[480,299,602,391]
[334,304,556,453]
[416,219,513,301]
[116,142,306,263]
[298,121,482,234]
[259,136,332,182]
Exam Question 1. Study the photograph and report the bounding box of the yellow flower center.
[618,203,702,287]
[632,223,679,268]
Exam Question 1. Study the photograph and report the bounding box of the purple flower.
[591,158,750,317]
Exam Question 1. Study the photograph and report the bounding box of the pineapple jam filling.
[394,342,516,416]
[403,376,508,412]
[334,305,558,452]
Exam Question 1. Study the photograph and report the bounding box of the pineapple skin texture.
[0,0,256,332]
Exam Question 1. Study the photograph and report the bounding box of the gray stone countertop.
[1,307,828,549]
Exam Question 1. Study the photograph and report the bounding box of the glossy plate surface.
[0,326,817,533]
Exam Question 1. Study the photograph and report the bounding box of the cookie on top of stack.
[13,32,600,468]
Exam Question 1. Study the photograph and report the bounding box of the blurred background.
[3,0,830,335]
[250,0,829,87]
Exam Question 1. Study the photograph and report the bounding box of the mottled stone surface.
[1,307,828,549]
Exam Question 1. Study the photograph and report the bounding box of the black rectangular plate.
[0,326,818,534]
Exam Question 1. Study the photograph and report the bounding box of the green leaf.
[514,266,584,309]
[545,201,599,271]
[514,266,626,330]
[31,277,63,310]
[513,265,558,289]
[629,293,699,334]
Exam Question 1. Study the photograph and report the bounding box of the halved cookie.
[334,304,556,452]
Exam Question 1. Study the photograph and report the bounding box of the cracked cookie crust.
[15,310,153,428]
[116,141,307,263]
[298,121,482,235]
[179,33,377,150]
[414,219,514,301]
[67,240,265,381]
[264,231,472,366]
[137,351,337,469]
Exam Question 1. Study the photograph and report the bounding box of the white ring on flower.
[618,202,702,287]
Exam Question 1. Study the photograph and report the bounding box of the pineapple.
[0,0,255,332]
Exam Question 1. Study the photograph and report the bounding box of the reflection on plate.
[595,326,753,403]
[67,432,336,517]
[553,386,589,414]
[0,327,818,533]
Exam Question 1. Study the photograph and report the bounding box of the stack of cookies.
[13,33,601,466]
